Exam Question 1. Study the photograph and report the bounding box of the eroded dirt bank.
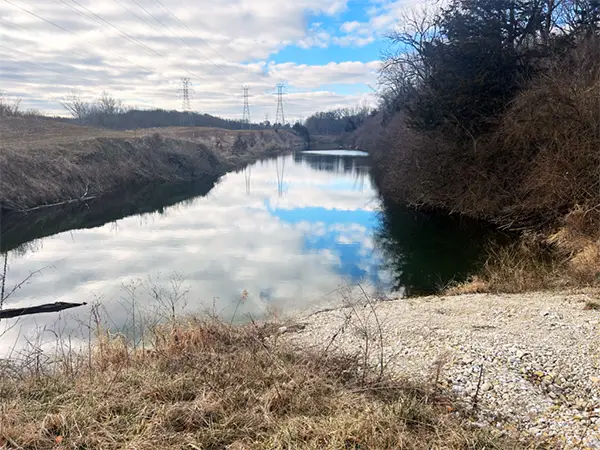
[0,117,301,212]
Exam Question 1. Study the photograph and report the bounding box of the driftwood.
[0,301,87,319]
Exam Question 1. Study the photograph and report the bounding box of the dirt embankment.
[0,117,301,212]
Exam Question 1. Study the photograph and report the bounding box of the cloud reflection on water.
[0,151,387,354]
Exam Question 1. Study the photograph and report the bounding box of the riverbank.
[0,117,300,212]
[0,305,534,450]
[285,289,600,449]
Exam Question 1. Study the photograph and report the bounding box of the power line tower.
[179,77,193,126]
[242,86,251,129]
[275,83,285,128]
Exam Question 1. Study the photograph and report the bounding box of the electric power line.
[152,0,244,83]
[63,0,164,58]
[51,0,210,83]
[1,0,286,117]
[0,45,102,84]
[2,0,158,77]
[121,0,243,84]
[111,0,163,34]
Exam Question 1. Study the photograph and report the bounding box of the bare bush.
[0,95,21,117]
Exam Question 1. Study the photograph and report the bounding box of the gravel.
[284,289,600,449]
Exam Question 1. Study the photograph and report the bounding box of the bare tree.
[61,91,90,122]
[97,91,125,115]
[0,94,22,117]
[382,5,440,88]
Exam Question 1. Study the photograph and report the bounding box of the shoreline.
[0,117,300,213]
[284,288,600,448]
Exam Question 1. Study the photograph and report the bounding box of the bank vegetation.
[0,307,537,449]
[0,117,300,212]
[365,0,600,292]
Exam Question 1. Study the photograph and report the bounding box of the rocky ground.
[284,289,600,449]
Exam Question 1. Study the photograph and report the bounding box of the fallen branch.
[17,195,97,213]
[0,301,87,319]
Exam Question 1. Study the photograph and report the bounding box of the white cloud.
[333,0,431,49]
[341,20,361,33]
[0,0,375,120]
[297,23,332,49]
[267,61,380,88]
[333,35,376,47]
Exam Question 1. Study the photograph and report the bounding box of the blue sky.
[0,0,417,119]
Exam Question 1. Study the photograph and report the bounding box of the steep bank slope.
[0,117,301,211]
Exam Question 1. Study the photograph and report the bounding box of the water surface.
[0,150,496,353]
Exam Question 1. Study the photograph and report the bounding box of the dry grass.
[0,317,535,450]
[0,117,299,211]
[446,235,567,295]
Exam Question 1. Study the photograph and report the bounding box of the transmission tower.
[275,83,285,127]
[179,77,193,126]
[242,86,251,129]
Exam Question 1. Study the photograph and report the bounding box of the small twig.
[0,252,8,312]
[357,283,385,381]
[1,265,52,303]
[472,364,485,411]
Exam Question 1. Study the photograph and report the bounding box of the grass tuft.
[446,235,561,294]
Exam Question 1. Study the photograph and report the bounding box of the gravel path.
[285,290,600,449]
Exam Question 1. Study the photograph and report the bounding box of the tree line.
[303,105,375,136]
[366,0,600,284]
[59,91,281,131]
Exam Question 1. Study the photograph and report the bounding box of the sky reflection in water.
[0,151,389,353]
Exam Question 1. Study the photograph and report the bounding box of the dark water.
[0,150,496,353]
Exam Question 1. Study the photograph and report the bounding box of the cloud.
[0,0,377,119]
[297,23,332,49]
[332,35,376,47]
[267,61,380,88]
[333,0,431,49]
[340,20,361,33]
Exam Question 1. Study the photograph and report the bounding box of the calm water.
[0,150,495,353]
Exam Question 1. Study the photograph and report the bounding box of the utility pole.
[180,77,193,126]
[242,86,251,129]
[275,83,285,128]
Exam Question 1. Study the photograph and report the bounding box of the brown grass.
[0,117,300,211]
[446,234,567,295]
[0,318,537,450]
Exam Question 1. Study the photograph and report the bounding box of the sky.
[0,0,421,122]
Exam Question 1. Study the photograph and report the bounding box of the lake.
[0,150,496,353]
